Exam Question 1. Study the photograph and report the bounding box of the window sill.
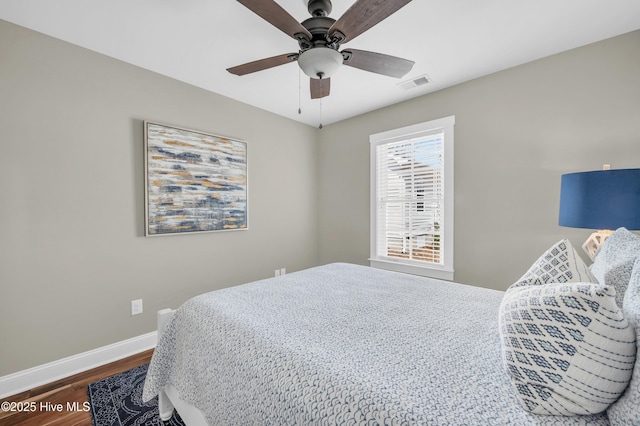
[369,258,454,281]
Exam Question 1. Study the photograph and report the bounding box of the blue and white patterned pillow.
[499,282,636,416]
[607,258,640,425]
[590,228,640,307]
[511,239,596,288]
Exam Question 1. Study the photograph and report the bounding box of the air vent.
[398,73,431,90]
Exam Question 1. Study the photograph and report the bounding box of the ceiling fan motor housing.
[308,0,332,17]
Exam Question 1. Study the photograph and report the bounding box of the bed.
[143,229,640,425]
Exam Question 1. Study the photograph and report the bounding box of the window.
[369,116,454,280]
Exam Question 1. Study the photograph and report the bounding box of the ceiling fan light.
[298,47,343,79]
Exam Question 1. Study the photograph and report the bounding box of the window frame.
[369,116,455,280]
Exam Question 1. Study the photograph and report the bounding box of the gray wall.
[0,20,318,376]
[317,30,640,289]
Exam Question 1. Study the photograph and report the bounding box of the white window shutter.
[375,132,444,265]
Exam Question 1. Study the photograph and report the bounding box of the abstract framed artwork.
[144,121,248,236]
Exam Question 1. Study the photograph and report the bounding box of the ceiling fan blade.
[328,0,412,44]
[310,78,330,99]
[236,0,312,41]
[342,49,414,78]
[227,53,298,76]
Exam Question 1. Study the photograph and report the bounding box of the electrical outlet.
[131,299,143,316]
[275,269,280,277]
[280,268,286,275]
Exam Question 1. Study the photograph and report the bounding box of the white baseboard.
[0,331,157,399]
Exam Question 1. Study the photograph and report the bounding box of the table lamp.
[558,167,640,261]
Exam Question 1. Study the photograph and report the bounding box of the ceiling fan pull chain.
[298,68,302,114]
[319,98,323,129]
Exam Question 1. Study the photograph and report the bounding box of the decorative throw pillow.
[499,282,636,416]
[511,239,596,288]
[607,258,640,425]
[590,228,640,306]
[602,258,637,308]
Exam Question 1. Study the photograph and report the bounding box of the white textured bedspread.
[143,263,609,425]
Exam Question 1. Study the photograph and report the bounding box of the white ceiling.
[2,0,640,127]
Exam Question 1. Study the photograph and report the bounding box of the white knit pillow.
[499,282,636,415]
[602,259,636,308]
[607,258,640,425]
[590,228,640,307]
[511,239,596,288]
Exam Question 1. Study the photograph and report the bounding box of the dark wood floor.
[0,349,153,426]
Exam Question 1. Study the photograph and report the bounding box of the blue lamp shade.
[559,168,640,230]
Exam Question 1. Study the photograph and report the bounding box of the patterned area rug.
[88,363,185,426]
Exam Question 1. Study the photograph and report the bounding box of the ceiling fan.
[227,0,415,99]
